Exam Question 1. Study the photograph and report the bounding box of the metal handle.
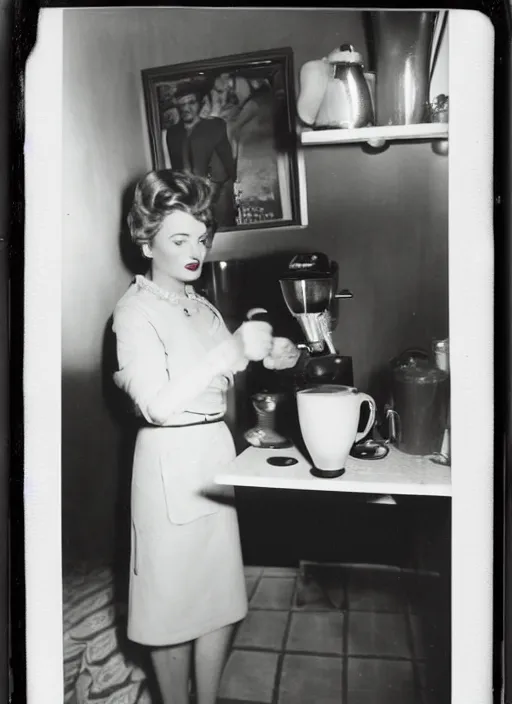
[334,289,353,299]
[385,406,400,445]
[297,341,323,353]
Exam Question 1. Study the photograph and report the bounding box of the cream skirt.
[127,422,248,646]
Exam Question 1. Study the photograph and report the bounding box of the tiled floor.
[216,563,449,704]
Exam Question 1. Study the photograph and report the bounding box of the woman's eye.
[199,238,207,246]
[173,239,185,247]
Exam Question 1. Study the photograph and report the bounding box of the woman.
[207,73,271,170]
[112,170,299,704]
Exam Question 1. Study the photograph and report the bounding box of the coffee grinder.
[244,253,354,449]
[279,253,353,383]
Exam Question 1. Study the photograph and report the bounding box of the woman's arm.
[162,129,172,169]
[113,304,247,426]
[212,119,237,183]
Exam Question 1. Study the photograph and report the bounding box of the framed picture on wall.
[141,48,303,233]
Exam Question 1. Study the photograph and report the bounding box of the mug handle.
[355,394,377,443]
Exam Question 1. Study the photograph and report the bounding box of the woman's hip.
[133,421,234,467]
[131,421,236,525]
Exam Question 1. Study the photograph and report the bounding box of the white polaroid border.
[449,10,495,703]
[24,7,495,703]
[24,8,63,703]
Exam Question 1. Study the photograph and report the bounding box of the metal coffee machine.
[245,253,354,448]
[279,252,352,371]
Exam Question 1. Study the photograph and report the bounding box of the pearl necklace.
[135,275,204,317]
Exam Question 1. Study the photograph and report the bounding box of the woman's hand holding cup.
[214,319,273,376]
[233,320,274,362]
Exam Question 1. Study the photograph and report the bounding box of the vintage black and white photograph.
[142,50,301,231]
[21,6,492,704]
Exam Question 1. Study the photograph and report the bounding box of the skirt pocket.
[159,454,222,525]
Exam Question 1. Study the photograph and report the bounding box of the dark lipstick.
[185,262,200,271]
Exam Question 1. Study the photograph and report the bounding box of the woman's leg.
[151,641,193,704]
[194,624,235,704]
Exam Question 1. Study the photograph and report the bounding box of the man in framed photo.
[165,80,237,228]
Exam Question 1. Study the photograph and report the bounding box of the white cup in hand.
[234,320,273,362]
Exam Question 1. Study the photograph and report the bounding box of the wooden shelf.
[300,123,448,146]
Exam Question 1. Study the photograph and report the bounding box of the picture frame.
[141,48,303,233]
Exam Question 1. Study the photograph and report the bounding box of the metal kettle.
[385,349,449,456]
[315,44,374,129]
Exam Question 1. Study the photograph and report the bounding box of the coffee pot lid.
[326,44,364,66]
[394,363,448,384]
[391,350,448,384]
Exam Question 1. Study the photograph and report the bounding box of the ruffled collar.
[135,274,196,303]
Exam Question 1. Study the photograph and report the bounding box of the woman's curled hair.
[127,170,217,248]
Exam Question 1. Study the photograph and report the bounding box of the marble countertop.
[215,444,451,497]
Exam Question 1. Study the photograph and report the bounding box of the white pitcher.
[297,385,376,478]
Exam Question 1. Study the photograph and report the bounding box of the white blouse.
[112,275,234,426]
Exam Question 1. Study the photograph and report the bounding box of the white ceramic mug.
[297,385,376,474]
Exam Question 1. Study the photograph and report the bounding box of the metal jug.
[385,349,449,456]
[370,11,437,126]
[315,44,374,129]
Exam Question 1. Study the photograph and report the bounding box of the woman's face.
[148,210,209,283]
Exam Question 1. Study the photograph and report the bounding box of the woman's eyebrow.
[169,231,207,238]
